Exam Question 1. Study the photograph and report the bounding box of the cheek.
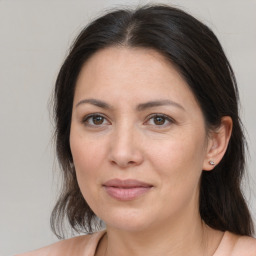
[147,132,206,189]
[150,135,205,167]
[69,128,108,196]
[70,136,105,175]
[70,134,107,211]
[145,138,204,215]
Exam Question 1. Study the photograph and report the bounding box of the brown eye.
[92,115,104,125]
[146,114,174,128]
[82,114,109,127]
[153,116,165,125]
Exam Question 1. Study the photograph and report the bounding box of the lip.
[103,179,153,201]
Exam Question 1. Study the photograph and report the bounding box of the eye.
[82,114,110,127]
[146,114,174,127]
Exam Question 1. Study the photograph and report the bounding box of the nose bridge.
[108,119,143,168]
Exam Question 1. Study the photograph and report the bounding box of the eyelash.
[81,113,175,129]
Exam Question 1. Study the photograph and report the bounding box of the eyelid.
[81,113,111,127]
[81,112,175,128]
[145,113,175,127]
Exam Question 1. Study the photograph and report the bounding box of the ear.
[203,116,233,171]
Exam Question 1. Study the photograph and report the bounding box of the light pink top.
[16,230,256,256]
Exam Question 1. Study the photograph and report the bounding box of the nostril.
[110,159,136,168]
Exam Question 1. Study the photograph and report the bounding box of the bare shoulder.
[15,234,93,256]
[233,234,256,256]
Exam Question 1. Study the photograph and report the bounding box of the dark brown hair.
[51,4,254,238]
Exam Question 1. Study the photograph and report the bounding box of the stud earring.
[209,160,215,166]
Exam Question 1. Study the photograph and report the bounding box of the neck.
[100,213,223,256]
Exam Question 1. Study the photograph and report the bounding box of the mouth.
[102,179,153,201]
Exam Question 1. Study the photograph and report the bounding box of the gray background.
[0,0,255,255]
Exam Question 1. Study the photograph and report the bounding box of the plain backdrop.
[0,0,255,255]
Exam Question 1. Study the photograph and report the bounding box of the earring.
[209,160,215,166]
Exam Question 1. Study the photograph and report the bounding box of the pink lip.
[103,179,153,201]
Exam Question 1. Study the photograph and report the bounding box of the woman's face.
[70,47,212,232]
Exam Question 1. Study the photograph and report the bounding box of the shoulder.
[212,231,256,256]
[232,234,256,256]
[15,231,104,256]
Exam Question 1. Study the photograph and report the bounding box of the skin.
[70,47,232,256]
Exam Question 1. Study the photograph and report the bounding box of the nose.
[108,124,144,168]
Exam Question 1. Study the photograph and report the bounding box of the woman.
[18,4,256,256]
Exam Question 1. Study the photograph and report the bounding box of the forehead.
[78,46,181,83]
[74,46,199,111]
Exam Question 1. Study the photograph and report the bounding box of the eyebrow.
[75,98,185,111]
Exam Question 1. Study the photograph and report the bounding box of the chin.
[99,207,157,232]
